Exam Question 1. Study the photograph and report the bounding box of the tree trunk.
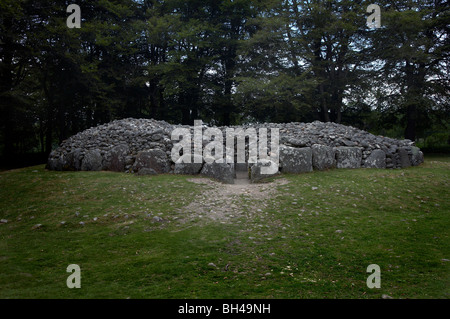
[223,77,234,126]
[42,73,54,155]
[158,88,166,120]
[1,18,15,160]
[319,84,330,122]
[404,104,417,141]
[404,61,425,141]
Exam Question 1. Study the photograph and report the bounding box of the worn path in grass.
[179,175,289,224]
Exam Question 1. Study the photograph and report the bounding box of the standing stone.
[174,154,204,175]
[132,149,171,174]
[335,147,362,169]
[62,149,83,171]
[81,149,103,171]
[398,148,411,168]
[364,150,386,169]
[311,144,336,171]
[279,146,313,174]
[201,161,235,184]
[411,146,424,166]
[250,160,279,183]
[106,144,129,172]
[46,154,63,171]
[72,149,83,171]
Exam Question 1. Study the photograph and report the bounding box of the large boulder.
[335,147,362,169]
[105,144,129,172]
[398,147,411,168]
[250,160,279,183]
[364,149,386,169]
[311,144,336,171]
[71,149,84,171]
[132,149,170,174]
[411,146,424,166]
[279,146,312,174]
[174,154,204,175]
[46,154,63,171]
[81,149,103,171]
[56,149,83,171]
[201,161,235,184]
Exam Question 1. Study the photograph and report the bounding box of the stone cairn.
[47,118,424,184]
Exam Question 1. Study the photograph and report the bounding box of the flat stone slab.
[398,147,411,168]
[250,160,279,183]
[104,144,129,172]
[411,146,424,166]
[335,147,362,169]
[312,144,336,170]
[132,149,170,174]
[201,162,235,184]
[81,149,103,171]
[279,146,313,174]
[174,154,204,175]
[364,149,386,169]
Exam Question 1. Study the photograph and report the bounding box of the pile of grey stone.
[47,118,424,183]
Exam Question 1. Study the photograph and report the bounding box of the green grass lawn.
[0,155,449,299]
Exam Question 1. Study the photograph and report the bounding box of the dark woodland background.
[0,0,448,168]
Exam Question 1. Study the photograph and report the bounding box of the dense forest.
[0,0,449,166]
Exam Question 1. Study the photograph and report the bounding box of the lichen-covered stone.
[335,147,362,169]
[174,154,204,175]
[311,144,336,171]
[103,144,129,172]
[201,161,235,184]
[61,148,83,171]
[46,153,63,171]
[279,146,312,174]
[411,146,424,167]
[398,147,411,168]
[132,149,170,174]
[250,160,279,183]
[81,149,103,171]
[364,149,386,169]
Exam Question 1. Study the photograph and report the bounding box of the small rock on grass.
[0,219,8,224]
[152,216,163,223]
[32,224,43,230]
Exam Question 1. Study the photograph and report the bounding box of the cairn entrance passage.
[46,118,425,183]
[234,163,251,185]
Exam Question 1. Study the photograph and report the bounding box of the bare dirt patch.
[177,177,290,224]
